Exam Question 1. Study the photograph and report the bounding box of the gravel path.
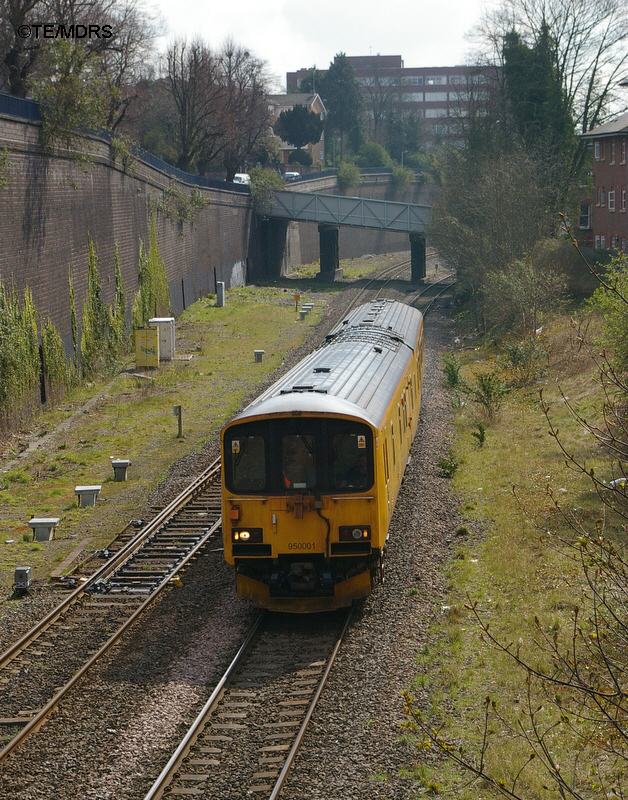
[0,285,463,799]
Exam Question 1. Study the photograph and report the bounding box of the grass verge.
[405,312,626,798]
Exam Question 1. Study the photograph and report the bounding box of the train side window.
[391,423,396,467]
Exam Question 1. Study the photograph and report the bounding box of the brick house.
[580,111,628,253]
[267,93,326,168]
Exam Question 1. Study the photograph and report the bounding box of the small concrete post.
[216,282,226,308]
[111,459,131,481]
[28,517,60,541]
[299,310,307,320]
[254,350,265,362]
[75,485,102,507]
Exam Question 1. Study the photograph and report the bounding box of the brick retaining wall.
[0,114,253,347]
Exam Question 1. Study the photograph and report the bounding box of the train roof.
[228,299,423,429]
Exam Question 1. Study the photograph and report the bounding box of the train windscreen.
[224,419,373,494]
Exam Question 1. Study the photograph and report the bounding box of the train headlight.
[339,525,371,541]
[232,528,263,543]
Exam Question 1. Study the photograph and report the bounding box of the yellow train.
[221,299,424,612]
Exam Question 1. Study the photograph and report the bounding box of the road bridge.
[261,189,432,281]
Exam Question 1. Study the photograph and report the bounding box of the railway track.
[144,609,352,800]
[0,458,222,762]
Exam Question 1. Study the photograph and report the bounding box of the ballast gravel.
[0,283,468,799]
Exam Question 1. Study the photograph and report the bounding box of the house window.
[449,75,466,84]
[611,235,619,249]
[595,235,601,249]
[579,203,591,229]
[611,139,616,164]
[601,235,606,249]
[622,187,626,212]
[595,141,600,159]
[622,237,627,253]
[426,75,447,85]
[425,92,448,102]
[599,185,606,206]
[425,108,447,118]
[401,76,422,86]
[622,139,626,164]
[609,188,615,212]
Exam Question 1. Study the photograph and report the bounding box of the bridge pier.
[410,233,427,283]
[258,217,290,278]
[318,224,343,281]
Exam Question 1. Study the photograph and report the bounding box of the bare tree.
[358,63,403,144]
[164,39,223,172]
[214,40,271,181]
[96,0,161,129]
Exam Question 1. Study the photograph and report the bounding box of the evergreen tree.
[274,105,324,149]
[318,54,363,159]
[502,25,576,206]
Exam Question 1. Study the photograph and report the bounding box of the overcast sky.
[153,0,499,90]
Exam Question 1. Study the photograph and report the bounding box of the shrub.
[337,161,361,194]
[439,454,459,478]
[391,165,413,192]
[356,141,392,167]
[131,215,171,329]
[471,421,486,447]
[500,335,546,386]
[465,370,509,419]
[588,252,628,371]
[0,282,41,430]
[41,317,71,403]
[442,354,462,388]
[249,167,284,215]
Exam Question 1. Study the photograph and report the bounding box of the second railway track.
[0,459,223,762]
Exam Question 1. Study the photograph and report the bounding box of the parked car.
[232,173,250,185]
[283,172,301,182]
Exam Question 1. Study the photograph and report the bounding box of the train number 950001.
[287,542,316,550]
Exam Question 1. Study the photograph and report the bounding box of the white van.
[232,173,250,185]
